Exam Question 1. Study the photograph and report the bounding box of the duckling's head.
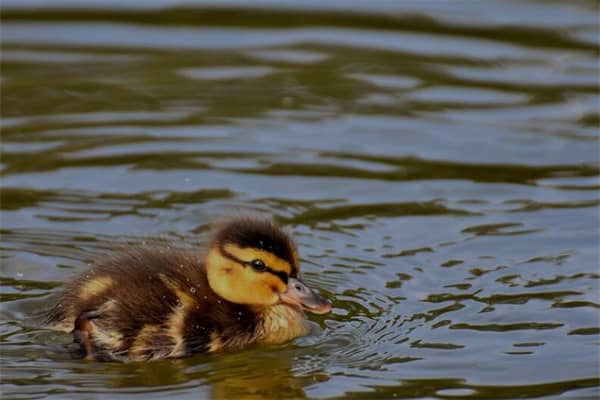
[205,217,331,314]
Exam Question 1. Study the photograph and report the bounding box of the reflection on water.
[1,1,599,399]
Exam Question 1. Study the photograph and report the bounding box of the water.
[1,1,599,398]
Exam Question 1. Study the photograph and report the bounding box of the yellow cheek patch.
[262,273,287,294]
[223,244,292,275]
[79,276,114,302]
[206,247,284,306]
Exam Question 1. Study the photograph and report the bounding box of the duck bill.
[280,277,331,315]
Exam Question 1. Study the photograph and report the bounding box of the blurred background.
[1,1,599,399]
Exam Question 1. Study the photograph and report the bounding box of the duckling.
[43,216,331,361]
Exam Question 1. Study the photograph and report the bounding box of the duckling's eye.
[250,259,267,272]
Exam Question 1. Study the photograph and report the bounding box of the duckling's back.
[44,247,258,361]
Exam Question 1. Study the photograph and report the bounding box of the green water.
[1,1,599,399]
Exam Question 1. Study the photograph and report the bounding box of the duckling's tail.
[28,292,74,333]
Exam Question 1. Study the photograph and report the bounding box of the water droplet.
[190,287,197,294]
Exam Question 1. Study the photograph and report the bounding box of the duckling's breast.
[256,305,310,345]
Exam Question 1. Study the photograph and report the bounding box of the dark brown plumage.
[42,216,331,361]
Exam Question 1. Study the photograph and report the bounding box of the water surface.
[1,1,599,399]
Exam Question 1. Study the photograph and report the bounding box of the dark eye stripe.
[242,261,288,284]
[263,267,289,284]
[220,245,289,284]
